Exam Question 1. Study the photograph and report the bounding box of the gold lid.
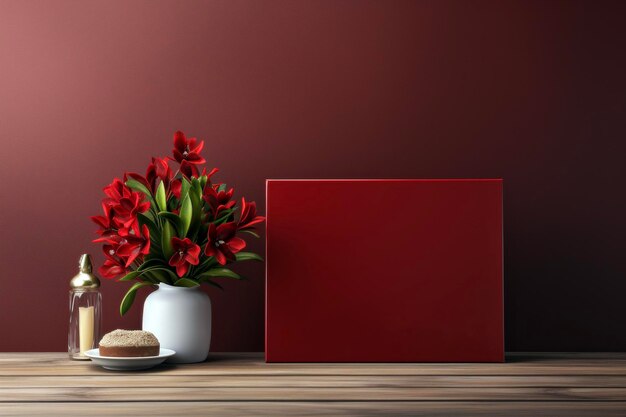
[70,254,101,289]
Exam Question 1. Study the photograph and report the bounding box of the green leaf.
[196,268,242,280]
[199,175,208,189]
[147,267,179,281]
[115,264,176,285]
[156,181,167,212]
[179,194,192,237]
[117,271,141,282]
[188,187,203,238]
[217,183,227,192]
[142,267,178,284]
[158,211,182,232]
[125,179,152,199]
[191,178,203,199]
[180,178,191,201]
[174,278,199,287]
[137,213,158,231]
[235,252,264,262]
[161,220,174,259]
[194,255,218,274]
[117,269,162,284]
[213,208,234,225]
[240,229,261,238]
[137,258,166,272]
[120,282,153,316]
[137,213,161,252]
[140,208,157,222]
[141,270,165,284]
[199,277,223,290]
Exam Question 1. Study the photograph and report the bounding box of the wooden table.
[0,353,625,416]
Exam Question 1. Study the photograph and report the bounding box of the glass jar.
[68,254,102,360]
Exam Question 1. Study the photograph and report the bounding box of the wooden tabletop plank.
[1,401,625,417]
[1,353,624,416]
[0,353,624,376]
[2,374,625,388]
[1,386,626,402]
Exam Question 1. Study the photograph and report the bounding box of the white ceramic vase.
[142,283,211,363]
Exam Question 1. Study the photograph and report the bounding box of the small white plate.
[84,348,176,371]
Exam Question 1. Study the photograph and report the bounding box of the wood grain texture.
[1,353,625,376]
[1,402,626,417]
[3,375,626,388]
[2,386,626,402]
[0,353,624,416]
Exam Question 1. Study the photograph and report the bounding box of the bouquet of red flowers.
[91,131,264,315]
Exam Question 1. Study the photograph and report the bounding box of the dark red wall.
[1,0,624,352]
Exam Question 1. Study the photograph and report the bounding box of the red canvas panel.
[265,179,503,362]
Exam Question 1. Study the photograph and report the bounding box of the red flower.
[238,197,265,230]
[116,224,151,266]
[125,172,151,194]
[203,185,235,214]
[93,231,123,245]
[171,179,182,199]
[152,157,171,180]
[113,191,150,228]
[169,237,201,277]
[171,131,205,165]
[90,202,115,236]
[94,224,150,267]
[102,178,131,207]
[99,257,126,279]
[204,167,219,180]
[204,222,246,265]
[173,166,219,198]
[128,157,172,193]
[180,160,199,179]
[99,245,127,279]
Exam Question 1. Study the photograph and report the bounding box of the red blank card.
[266,180,503,362]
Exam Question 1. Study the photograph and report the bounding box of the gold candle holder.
[68,254,102,360]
